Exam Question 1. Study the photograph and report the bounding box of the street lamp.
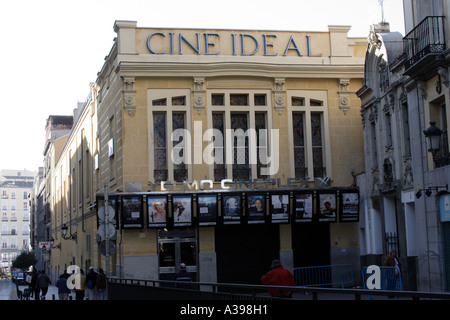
[49,237,61,250]
[61,224,77,242]
[423,122,450,167]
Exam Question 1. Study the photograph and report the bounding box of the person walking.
[30,267,39,299]
[383,250,402,292]
[261,260,295,298]
[96,268,107,300]
[56,273,70,300]
[37,270,51,300]
[75,269,86,300]
[85,267,98,300]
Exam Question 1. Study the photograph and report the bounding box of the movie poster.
[172,195,192,227]
[222,194,242,224]
[340,191,359,222]
[197,194,218,226]
[147,195,168,228]
[247,193,266,224]
[270,193,290,224]
[294,192,313,222]
[121,196,143,228]
[318,192,337,222]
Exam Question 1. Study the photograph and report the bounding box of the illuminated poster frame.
[340,191,359,222]
[293,191,314,222]
[247,193,266,224]
[269,192,290,224]
[147,195,168,228]
[318,192,337,222]
[172,195,193,227]
[197,194,218,226]
[121,195,144,228]
[222,193,242,224]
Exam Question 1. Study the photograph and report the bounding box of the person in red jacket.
[261,260,296,298]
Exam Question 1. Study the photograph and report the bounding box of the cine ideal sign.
[146,31,324,57]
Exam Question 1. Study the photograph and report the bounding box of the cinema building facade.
[48,21,366,285]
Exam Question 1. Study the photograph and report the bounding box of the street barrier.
[293,264,354,288]
[362,266,402,291]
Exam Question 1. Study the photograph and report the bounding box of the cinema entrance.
[292,222,331,267]
[157,228,198,281]
[215,224,280,285]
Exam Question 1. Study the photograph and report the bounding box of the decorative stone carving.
[403,163,413,188]
[193,77,205,114]
[273,78,286,115]
[338,79,350,114]
[417,81,427,99]
[122,77,136,115]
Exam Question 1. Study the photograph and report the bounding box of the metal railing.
[403,16,446,70]
[362,266,402,291]
[293,265,353,288]
[107,277,450,300]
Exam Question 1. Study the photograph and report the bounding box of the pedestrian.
[260,260,295,298]
[56,273,70,300]
[383,250,401,292]
[174,263,192,289]
[96,268,107,300]
[85,266,98,300]
[75,269,86,300]
[37,270,51,300]
[30,267,39,299]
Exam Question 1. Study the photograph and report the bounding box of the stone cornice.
[117,60,364,79]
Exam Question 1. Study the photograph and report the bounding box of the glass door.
[158,228,197,281]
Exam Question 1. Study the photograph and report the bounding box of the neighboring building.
[0,170,35,273]
[357,21,417,289]
[357,0,450,292]
[29,167,44,270]
[39,114,74,276]
[402,0,450,292]
[48,21,367,285]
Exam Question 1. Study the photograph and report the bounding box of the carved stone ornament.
[338,79,350,114]
[193,77,205,114]
[273,78,286,115]
[122,77,136,115]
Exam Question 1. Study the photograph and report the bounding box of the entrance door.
[215,224,280,284]
[292,223,330,267]
[158,228,198,281]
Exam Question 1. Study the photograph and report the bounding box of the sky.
[0,0,405,172]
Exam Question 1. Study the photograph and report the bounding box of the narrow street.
[0,279,19,300]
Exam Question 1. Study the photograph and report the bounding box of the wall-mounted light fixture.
[416,184,448,198]
[61,224,77,242]
[49,237,62,250]
[423,122,450,168]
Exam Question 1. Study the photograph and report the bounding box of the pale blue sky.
[0,0,404,171]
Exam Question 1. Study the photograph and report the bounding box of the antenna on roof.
[378,0,386,23]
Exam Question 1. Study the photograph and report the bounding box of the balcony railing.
[403,16,446,71]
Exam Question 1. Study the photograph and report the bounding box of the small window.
[254,94,267,106]
[310,99,323,106]
[212,94,224,106]
[292,97,305,106]
[230,94,248,106]
[152,98,167,106]
[172,96,186,106]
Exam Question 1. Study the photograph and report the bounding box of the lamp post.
[423,122,450,167]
